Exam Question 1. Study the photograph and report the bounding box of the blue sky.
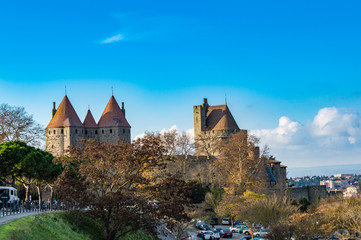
[1,0,361,172]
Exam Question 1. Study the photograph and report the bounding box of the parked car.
[198,231,214,240]
[198,224,212,231]
[253,229,271,237]
[213,230,221,240]
[182,234,202,240]
[230,224,248,233]
[210,217,219,225]
[242,228,253,235]
[238,236,252,240]
[220,229,233,238]
[193,219,206,228]
[222,218,231,225]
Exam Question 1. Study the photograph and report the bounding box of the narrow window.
[123,129,125,134]
[110,129,112,134]
[75,129,78,134]
[61,129,63,134]
[95,130,98,134]
[85,130,88,135]
[48,130,50,134]
[102,130,104,134]
[53,130,56,134]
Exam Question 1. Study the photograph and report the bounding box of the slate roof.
[83,110,97,128]
[98,96,131,128]
[205,105,240,131]
[46,96,83,128]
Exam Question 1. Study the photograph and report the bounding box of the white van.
[0,186,20,205]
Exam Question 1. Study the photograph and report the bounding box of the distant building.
[343,186,359,198]
[320,180,335,189]
[46,95,131,156]
[333,173,354,178]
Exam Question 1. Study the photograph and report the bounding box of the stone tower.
[97,96,131,145]
[193,98,247,157]
[46,96,84,156]
[46,95,131,156]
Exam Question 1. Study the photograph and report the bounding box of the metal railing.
[0,201,67,218]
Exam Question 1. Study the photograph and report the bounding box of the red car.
[220,229,233,238]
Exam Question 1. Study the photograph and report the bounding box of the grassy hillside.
[0,212,155,240]
[0,212,103,240]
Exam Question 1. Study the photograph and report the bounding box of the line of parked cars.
[189,217,271,240]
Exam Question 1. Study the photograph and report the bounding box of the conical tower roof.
[83,109,97,128]
[46,96,83,128]
[98,96,131,128]
[205,105,240,131]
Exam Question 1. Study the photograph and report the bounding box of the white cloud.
[251,107,361,150]
[133,125,194,142]
[134,132,145,140]
[101,34,125,44]
[250,116,305,149]
[251,107,361,168]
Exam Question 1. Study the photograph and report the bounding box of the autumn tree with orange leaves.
[55,133,191,240]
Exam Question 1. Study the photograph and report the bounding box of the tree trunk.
[23,183,29,202]
[36,185,42,211]
[48,184,54,209]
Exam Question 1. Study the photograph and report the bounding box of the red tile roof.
[98,96,131,128]
[205,105,240,131]
[83,110,97,128]
[46,96,83,128]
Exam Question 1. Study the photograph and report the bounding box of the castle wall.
[47,125,131,157]
[288,185,327,204]
[69,127,85,149]
[97,127,131,144]
[46,127,65,156]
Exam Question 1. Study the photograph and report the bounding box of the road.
[0,211,44,226]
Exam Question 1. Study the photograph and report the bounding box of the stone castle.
[46,95,131,156]
[193,98,247,157]
[193,98,287,192]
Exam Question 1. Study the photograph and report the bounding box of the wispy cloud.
[101,34,124,44]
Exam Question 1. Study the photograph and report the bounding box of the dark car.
[198,224,212,231]
[210,217,219,225]
[239,237,252,240]
[220,229,232,238]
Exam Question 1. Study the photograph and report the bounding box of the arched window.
[110,129,112,134]
[53,130,56,134]
[95,130,98,134]
[102,130,104,134]
[75,129,78,134]
[85,130,88,135]
[61,129,63,134]
[123,129,125,134]
[49,130,50,134]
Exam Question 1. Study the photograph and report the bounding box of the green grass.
[0,211,156,240]
[0,212,103,240]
